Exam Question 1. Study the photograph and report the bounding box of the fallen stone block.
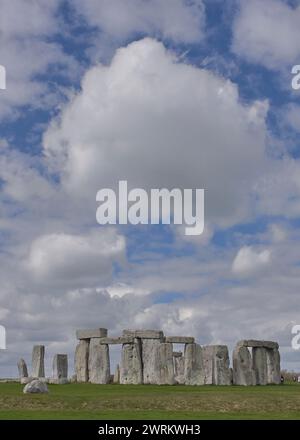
[23,379,48,394]
[76,328,108,340]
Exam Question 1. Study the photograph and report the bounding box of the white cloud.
[0,0,78,118]
[44,38,269,228]
[72,0,205,44]
[232,0,300,69]
[25,229,125,287]
[232,246,271,276]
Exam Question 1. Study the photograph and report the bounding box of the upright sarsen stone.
[52,354,68,384]
[213,345,232,385]
[141,339,162,384]
[75,339,89,382]
[114,364,120,384]
[266,348,281,384]
[252,347,268,385]
[32,345,45,378]
[18,358,28,380]
[202,345,231,385]
[158,343,175,385]
[120,340,143,385]
[173,352,185,384]
[184,343,205,385]
[88,339,110,384]
[233,346,255,386]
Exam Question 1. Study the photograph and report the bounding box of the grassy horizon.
[0,382,299,420]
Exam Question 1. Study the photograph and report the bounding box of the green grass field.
[0,382,300,420]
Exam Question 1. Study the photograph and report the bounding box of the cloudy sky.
[1,0,300,377]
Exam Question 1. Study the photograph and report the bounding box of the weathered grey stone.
[88,339,110,384]
[23,379,48,394]
[120,340,143,385]
[174,353,185,384]
[213,345,232,385]
[233,346,255,386]
[76,328,107,340]
[18,358,28,379]
[99,337,134,345]
[252,347,268,385]
[75,339,89,382]
[21,377,33,385]
[123,330,164,340]
[114,364,120,384]
[52,354,68,383]
[202,346,214,385]
[158,343,176,385]
[70,374,77,383]
[141,338,162,384]
[173,351,183,358]
[202,345,231,385]
[32,345,45,378]
[165,336,195,344]
[49,378,69,384]
[184,343,205,385]
[237,340,279,350]
[266,348,281,384]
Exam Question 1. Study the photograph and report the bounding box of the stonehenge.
[17,330,281,387]
[233,340,281,385]
[72,328,281,386]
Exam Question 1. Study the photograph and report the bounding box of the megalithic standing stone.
[184,343,205,385]
[88,339,110,384]
[202,345,232,385]
[252,347,268,385]
[142,338,163,384]
[53,354,68,383]
[158,343,175,385]
[120,340,143,384]
[213,345,232,385]
[18,358,28,379]
[32,345,45,378]
[233,346,256,385]
[75,339,89,382]
[173,352,185,384]
[266,348,281,384]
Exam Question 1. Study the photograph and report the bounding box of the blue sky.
[1,0,300,377]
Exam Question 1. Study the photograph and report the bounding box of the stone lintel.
[76,328,108,340]
[165,336,195,344]
[123,329,164,339]
[237,340,279,350]
[98,337,134,345]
